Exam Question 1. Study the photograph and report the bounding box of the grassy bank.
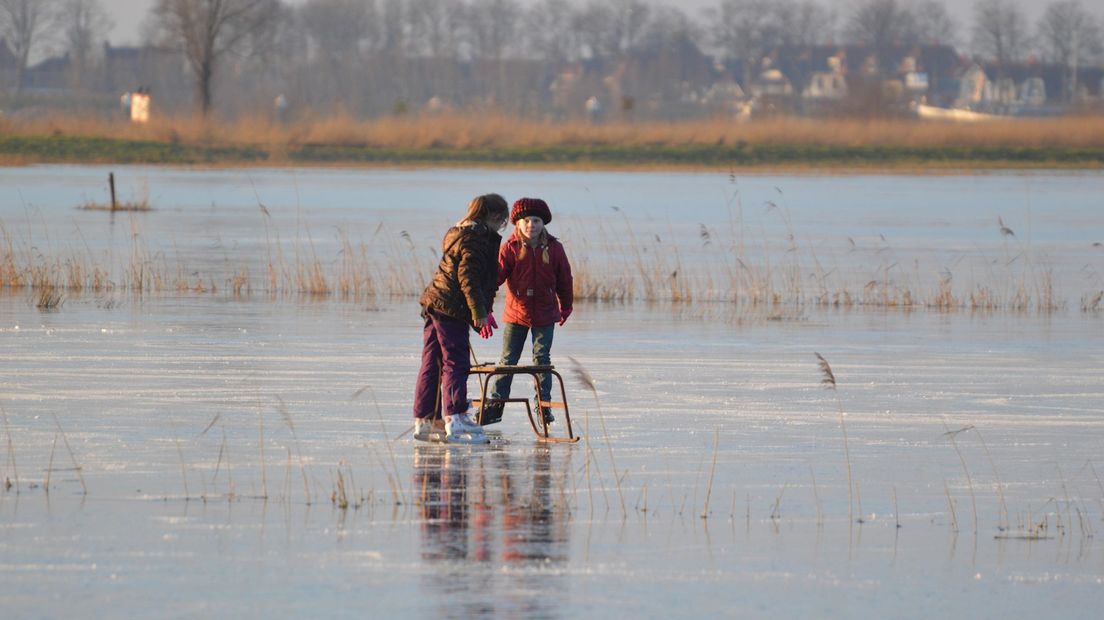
[2,113,1104,168]
[0,134,267,164]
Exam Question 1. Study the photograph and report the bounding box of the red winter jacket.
[498,231,573,327]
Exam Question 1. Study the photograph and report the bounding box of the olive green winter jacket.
[419,220,502,325]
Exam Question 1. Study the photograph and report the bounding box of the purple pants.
[413,311,471,420]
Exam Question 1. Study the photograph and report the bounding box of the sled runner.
[469,364,580,444]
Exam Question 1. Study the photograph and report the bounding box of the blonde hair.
[463,193,508,225]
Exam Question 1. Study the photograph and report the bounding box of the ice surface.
[1,166,1102,618]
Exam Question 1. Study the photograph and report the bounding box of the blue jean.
[489,323,555,404]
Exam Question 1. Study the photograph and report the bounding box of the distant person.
[585,96,602,122]
[273,94,289,123]
[481,198,574,427]
[413,194,509,444]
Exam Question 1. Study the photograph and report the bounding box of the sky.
[99,0,1089,48]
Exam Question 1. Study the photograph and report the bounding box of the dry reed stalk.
[255,198,279,294]
[275,397,313,505]
[45,432,58,493]
[168,416,190,499]
[256,398,269,500]
[746,493,751,530]
[770,484,786,520]
[701,428,719,519]
[209,426,235,499]
[1082,291,1103,312]
[1,404,18,492]
[1054,461,1075,534]
[569,356,625,518]
[50,412,86,495]
[944,479,959,532]
[352,385,405,505]
[230,268,250,296]
[333,464,350,510]
[283,447,293,503]
[815,353,857,523]
[810,466,824,526]
[971,427,1009,530]
[942,423,978,534]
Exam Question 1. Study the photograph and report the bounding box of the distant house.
[954,64,988,109]
[701,78,746,113]
[752,68,793,98]
[23,54,72,92]
[802,55,848,112]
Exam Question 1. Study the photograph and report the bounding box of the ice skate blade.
[413,431,447,443]
[446,431,490,445]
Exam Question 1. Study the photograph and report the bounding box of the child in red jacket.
[482,198,573,426]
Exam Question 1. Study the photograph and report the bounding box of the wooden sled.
[469,364,580,444]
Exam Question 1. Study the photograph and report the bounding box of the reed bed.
[0,212,1093,315]
[3,113,1104,167]
[4,112,1104,150]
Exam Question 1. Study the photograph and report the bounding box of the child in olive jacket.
[413,193,508,443]
[482,197,573,425]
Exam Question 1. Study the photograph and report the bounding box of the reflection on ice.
[414,445,569,565]
[413,444,570,618]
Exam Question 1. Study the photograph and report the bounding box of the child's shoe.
[445,412,488,444]
[537,403,555,426]
[479,403,505,425]
[413,417,445,442]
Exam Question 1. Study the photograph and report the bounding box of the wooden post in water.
[109,173,117,211]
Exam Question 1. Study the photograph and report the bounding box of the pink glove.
[479,312,497,339]
[558,307,572,326]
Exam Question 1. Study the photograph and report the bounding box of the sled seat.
[469,364,579,444]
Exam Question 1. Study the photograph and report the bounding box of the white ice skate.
[413,417,447,443]
[445,412,489,444]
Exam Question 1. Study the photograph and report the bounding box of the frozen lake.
[1,166,1103,618]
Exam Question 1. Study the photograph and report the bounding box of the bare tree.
[574,0,651,62]
[523,0,578,63]
[61,0,113,89]
[707,0,775,88]
[0,0,62,95]
[574,1,619,61]
[971,0,1028,80]
[301,0,375,65]
[844,0,919,52]
[151,0,281,116]
[467,0,522,61]
[774,0,837,48]
[407,0,465,59]
[1036,0,1103,102]
[378,0,404,55]
[610,0,651,57]
[639,4,700,53]
[913,0,956,46]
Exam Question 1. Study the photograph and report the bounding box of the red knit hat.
[511,197,552,224]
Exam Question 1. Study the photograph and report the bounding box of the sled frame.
[470,364,580,444]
